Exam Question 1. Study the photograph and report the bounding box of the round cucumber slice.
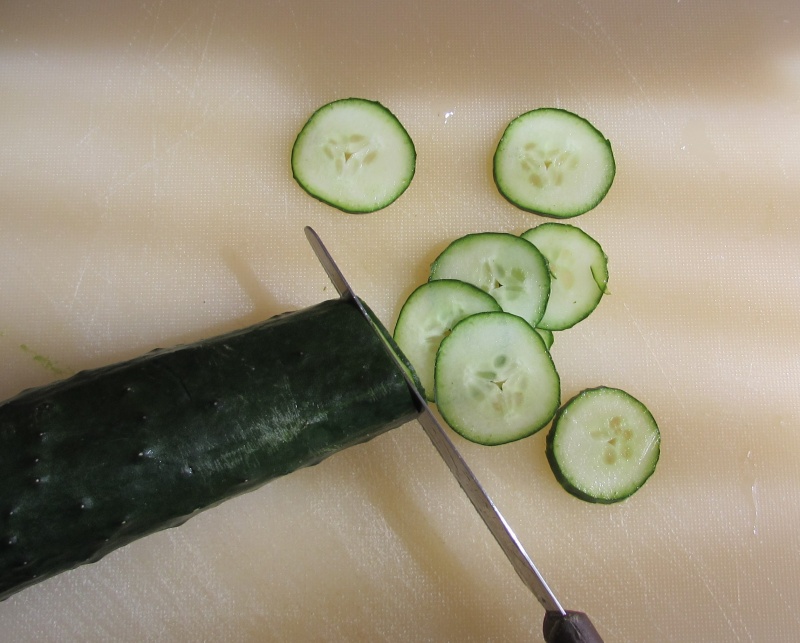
[393,280,501,401]
[493,108,615,218]
[291,98,416,213]
[546,387,660,503]
[435,312,561,446]
[428,232,551,327]
[522,223,609,330]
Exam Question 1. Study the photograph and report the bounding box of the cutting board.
[2,1,799,640]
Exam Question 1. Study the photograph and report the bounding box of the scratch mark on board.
[651,504,754,641]
[572,0,670,132]
[763,572,800,628]
[190,1,219,101]
[621,300,685,413]
[68,257,90,312]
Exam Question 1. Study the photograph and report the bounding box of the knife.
[305,227,603,643]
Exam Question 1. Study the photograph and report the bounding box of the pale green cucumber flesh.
[393,280,501,401]
[522,223,609,330]
[429,232,551,327]
[494,108,615,218]
[291,98,415,213]
[435,312,560,446]
[546,387,660,503]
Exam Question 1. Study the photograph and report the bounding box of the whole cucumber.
[0,297,419,600]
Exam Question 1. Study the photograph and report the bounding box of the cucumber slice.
[535,327,554,350]
[546,387,660,503]
[493,108,615,218]
[291,98,416,213]
[521,223,609,330]
[435,312,560,446]
[428,232,551,327]
[393,280,502,401]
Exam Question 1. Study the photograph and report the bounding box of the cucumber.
[546,387,660,503]
[535,327,554,350]
[493,108,615,218]
[393,280,501,401]
[291,98,416,213]
[434,312,560,446]
[0,297,420,600]
[521,223,609,330]
[428,232,551,327]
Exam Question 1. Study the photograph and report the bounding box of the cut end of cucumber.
[546,387,660,503]
[291,98,416,214]
[493,108,615,219]
[360,298,427,400]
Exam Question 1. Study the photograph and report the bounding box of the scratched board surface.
[1,1,799,641]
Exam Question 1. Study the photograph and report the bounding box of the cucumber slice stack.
[395,227,608,447]
[394,226,659,502]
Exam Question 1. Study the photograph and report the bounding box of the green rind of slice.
[535,327,554,350]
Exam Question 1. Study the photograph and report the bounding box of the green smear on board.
[19,344,67,376]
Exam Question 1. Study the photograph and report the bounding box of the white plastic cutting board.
[2,1,800,641]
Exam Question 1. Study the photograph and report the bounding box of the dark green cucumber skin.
[0,298,419,600]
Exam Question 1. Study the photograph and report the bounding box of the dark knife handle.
[543,611,604,643]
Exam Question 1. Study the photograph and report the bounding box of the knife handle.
[543,611,604,643]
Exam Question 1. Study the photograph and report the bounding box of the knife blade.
[304,226,603,643]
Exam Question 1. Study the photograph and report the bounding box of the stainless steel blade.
[304,226,566,615]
